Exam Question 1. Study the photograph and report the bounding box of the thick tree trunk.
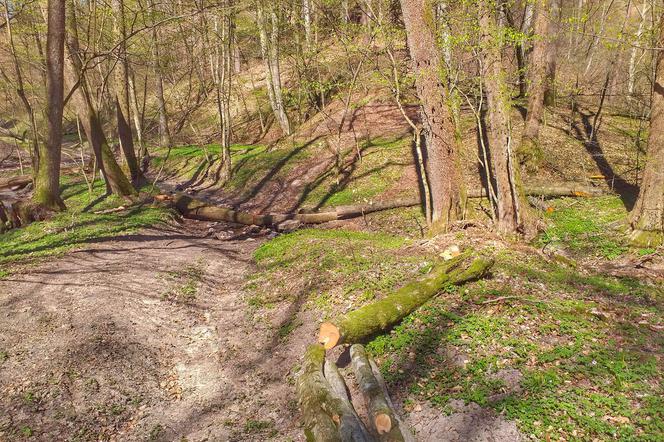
[34,0,66,211]
[112,0,141,182]
[519,0,555,171]
[64,0,135,196]
[543,0,560,106]
[629,13,664,246]
[318,252,494,349]
[399,0,463,232]
[479,1,535,236]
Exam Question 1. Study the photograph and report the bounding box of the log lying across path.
[171,182,608,228]
[0,174,32,190]
[318,252,494,350]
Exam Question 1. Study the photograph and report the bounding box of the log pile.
[297,250,494,441]
[297,343,414,442]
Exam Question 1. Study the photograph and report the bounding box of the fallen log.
[0,174,32,190]
[350,344,411,441]
[323,360,373,442]
[298,344,377,442]
[369,358,415,442]
[318,252,494,350]
[171,183,607,227]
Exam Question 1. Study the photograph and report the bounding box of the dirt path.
[0,220,304,441]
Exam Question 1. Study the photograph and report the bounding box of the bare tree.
[629,12,664,246]
[112,0,141,182]
[257,1,291,136]
[518,0,557,172]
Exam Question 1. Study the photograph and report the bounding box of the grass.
[0,175,173,267]
[537,196,630,259]
[150,136,412,210]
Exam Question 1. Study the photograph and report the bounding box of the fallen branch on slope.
[318,251,494,350]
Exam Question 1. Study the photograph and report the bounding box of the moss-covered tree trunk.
[318,252,494,349]
[628,12,664,246]
[34,0,66,211]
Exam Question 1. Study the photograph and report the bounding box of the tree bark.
[479,0,535,236]
[257,1,291,136]
[112,0,141,182]
[149,0,172,149]
[64,0,135,196]
[350,345,409,441]
[399,0,463,232]
[34,0,66,211]
[629,12,664,246]
[518,0,556,172]
[212,2,233,184]
[318,252,494,349]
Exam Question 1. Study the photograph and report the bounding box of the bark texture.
[112,0,141,182]
[65,0,135,196]
[34,0,66,210]
[399,0,463,231]
[628,13,664,246]
[519,0,556,171]
[318,252,494,349]
[479,0,535,236]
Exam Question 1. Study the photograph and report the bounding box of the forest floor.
[0,103,662,441]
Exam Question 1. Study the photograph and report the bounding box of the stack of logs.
[296,252,494,441]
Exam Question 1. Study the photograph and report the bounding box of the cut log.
[323,360,373,442]
[297,345,342,442]
[368,358,415,442]
[318,252,494,349]
[350,344,407,441]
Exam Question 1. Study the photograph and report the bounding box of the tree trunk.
[34,0,66,211]
[479,0,535,236]
[318,252,494,349]
[518,0,555,172]
[213,1,234,184]
[543,0,560,106]
[112,0,142,182]
[399,0,464,232]
[629,13,664,247]
[64,0,135,197]
[257,2,291,136]
[149,0,172,149]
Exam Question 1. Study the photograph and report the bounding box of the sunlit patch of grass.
[0,175,173,265]
[537,196,629,259]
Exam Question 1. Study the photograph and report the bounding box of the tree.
[257,1,291,136]
[478,0,534,236]
[628,13,664,246]
[399,0,464,231]
[34,0,66,210]
[518,0,558,172]
[112,0,142,182]
[148,0,172,149]
[64,0,135,197]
